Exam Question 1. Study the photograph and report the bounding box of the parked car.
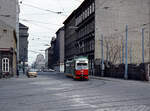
[43,69,55,72]
[27,68,38,78]
[48,69,55,72]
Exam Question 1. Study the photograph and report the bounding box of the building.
[55,27,65,72]
[63,0,150,78]
[64,10,77,61]
[0,0,20,61]
[95,0,150,64]
[47,46,54,69]
[75,0,95,75]
[0,20,17,77]
[0,0,19,29]
[19,23,29,68]
[63,0,95,75]
[45,47,51,69]
[49,37,59,69]
[35,54,45,70]
[45,48,49,69]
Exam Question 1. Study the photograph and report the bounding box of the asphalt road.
[0,71,150,111]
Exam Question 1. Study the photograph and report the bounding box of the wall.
[58,27,64,65]
[0,0,18,29]
[0,21,14,49]
[0,0,20,62]
[95,0,150,64]
[19,23,29,63]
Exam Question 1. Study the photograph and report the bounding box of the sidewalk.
[89,75,150,83]
[14,71,27,78]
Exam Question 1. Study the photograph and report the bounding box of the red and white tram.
[65,56,89,80]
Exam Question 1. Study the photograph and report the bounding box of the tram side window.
[76,63,88,70]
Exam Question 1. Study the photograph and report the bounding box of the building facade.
[55,27,65,72]
[75,0,95,75]
[95,0,150,64]
[64,10,77,61]
[46,37,58,69]
[45,48,49,69]
[0,0,20,61]
[35,54,45,70]
[0,20,17,77]
[19,23,29,66]
[63,0,150,78]
[64,0,95,75]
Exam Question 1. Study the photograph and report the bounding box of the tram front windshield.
[76,63,88,70]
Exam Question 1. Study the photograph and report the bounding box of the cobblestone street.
[0,72,150,111]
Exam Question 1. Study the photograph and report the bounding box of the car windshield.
[29,69,37,72]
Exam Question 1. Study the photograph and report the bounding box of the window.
[2,58,9,72]
[92,2,95,13]
[76,63,88,70]
[89,5,92,14]
[87,7,90,17]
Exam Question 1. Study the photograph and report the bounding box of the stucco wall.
[0,23,14,49]
[0,0,18,29]
[95,0,150,64]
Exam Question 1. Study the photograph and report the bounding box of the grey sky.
[19,0,84,65]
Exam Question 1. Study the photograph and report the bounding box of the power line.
[20,19,58,31]
[20,1,64,15]
[57,0,67,16]
[74,0,83,3]
[20,18,62,26]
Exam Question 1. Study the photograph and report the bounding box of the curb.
[89,76,122,82]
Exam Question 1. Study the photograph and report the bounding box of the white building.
[35,54,45,70]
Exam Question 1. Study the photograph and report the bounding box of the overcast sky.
[19,0,84,65]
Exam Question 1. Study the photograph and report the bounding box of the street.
[0,72,150,111]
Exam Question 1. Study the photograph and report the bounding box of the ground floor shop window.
[2,58,9,72]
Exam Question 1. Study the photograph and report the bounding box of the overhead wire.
[20,19,58,32]
[20,18,62,26]
[20,1,64,15]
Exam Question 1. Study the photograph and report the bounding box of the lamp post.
[100,34,104,77]
[124,25,128,80]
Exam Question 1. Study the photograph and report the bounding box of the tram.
[65,56,89,80]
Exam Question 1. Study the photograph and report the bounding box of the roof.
[19,23,29,29]
[63,10,76,24]
[56,26,64,34]
[75,0,93,14]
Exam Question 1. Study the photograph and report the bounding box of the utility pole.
[142,28,145,63]
[124,25,128,80]
[101,34,104,77]
[130,44,132,63]
[122,38,125,64]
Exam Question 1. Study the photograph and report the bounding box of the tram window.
[76,63,88,70]
[77,63,87,66]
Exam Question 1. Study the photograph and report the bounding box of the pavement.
[0,71,150,111]
[90,75,150,83]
